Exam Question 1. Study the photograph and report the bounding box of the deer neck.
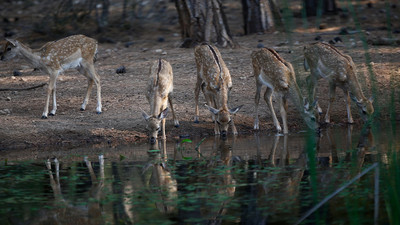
[150,93,163,117]
[217,83,229,110]
[17,43,42,68]
[288,82,306,115]
[347,75,367,102]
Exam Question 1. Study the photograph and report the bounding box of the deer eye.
[6,47,11,51]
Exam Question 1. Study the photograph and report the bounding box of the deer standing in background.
[304,42,374,123]
[194,44,242,136]
[141,59,179,144]
[252,47,318,134]
[1,35,102,118]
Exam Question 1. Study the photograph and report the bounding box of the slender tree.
[303,0,337,17]
[241,0,282,34]
[175,0,238,48]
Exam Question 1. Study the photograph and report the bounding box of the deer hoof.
[80,108,85,111]
[48,113,55,116]
[41,115,48,119]
[194,120,199,124]
[96,111,102,114]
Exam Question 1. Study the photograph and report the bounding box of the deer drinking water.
[194,44,242,136]
[252,47,318,134]
[304,42,374,123]
[141,59,179,143]
[1,35,102,118]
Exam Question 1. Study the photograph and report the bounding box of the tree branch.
[0,83,46,91]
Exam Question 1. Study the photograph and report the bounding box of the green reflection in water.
[0,124,399,224]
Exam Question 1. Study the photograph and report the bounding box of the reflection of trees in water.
[7,125,381,224]
[234,134,307,224]
[300,125,377,224]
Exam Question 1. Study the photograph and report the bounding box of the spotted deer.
[194,44,242,136]
[141,59,179,143]
[252,47,318,134]
[304,42,374,123]
[1,35,102,118]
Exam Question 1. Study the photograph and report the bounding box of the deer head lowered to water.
[194,43,242,137]
[304,42,374,123]
[1,35,102,118]
[252,47,318,134]
[141,59,179,144]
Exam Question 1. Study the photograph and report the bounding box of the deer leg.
[161,118,166,140]
[307,74,322,115]
[194,78,202,123]
[168,94,179,127]
[254,80,262,130]
[325,82,336,123]
[83,62,102,114]
[42,75,57,119]
[264,88,281,133]
[81,78,94,111]
[206,94,220,135]
[345,90,354,124]
[49,81,57,116]
[280,96,289,134]
[231,116,238,135]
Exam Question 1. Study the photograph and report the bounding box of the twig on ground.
[0,83,46,91]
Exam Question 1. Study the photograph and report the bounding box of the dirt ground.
[0,1,399,151]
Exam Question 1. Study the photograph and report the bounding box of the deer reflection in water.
[175,136,237,224]
[122,138,178,223]
[33,155,105,225]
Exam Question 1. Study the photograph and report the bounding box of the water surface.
[0,123,399,224]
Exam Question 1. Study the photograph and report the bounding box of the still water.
[0,123,399,225]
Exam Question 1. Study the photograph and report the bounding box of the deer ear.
[303,97,309,110]
[158,107,169,120]
[368,96,374,103]
[229,105,243,114]
[205,104,220,115]
[5,39,17,46]
[140,108,150,121]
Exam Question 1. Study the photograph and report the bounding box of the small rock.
[0,109,10,115]
[6,97,11,101]
[13,70,22,76]
[334,37,342,43]
[339,28,349,35]
[157,37,165,42]
[4,31,15,37]
[329,40,336,45]
[315,35,322,41]
[124,41,134,48]
[256,43,264,48]
[155,49,162,53]
[319,23,327,30]
[161,51,167,55]
[116,66,126,74]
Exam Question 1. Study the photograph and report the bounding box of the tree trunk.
[304,0,337,17]
[175,0,238,48]
[242,0,280,34]
[96,0,110,32]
